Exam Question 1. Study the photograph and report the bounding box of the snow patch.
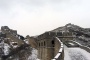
[28,48,38,60]
[24,39,29,44]
[64,45,90,60]
[64,45,71,60]
[4,43,10,55]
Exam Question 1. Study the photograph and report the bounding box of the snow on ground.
[64,45,71,60]
[24,39,29,44]
[4,43,10,55]
[28,48,39,60]
[64,45,90,60]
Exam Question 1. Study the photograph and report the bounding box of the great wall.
[0,24,90,60]
[36,31,73,60]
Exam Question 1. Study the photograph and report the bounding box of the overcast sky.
[0,0,90,36]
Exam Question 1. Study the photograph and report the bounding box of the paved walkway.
[64,46,90,60]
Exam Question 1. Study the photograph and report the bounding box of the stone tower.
[37,32,57,60]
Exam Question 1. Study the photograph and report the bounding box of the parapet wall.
[37,32,65,60]
[80,46,90,53]
[52,37,64,60]
[71,41,90,53]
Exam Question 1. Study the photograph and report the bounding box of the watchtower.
[37,32,56,60]
[37,31,74,60]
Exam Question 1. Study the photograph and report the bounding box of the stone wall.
[6,33,24,46]
[37,32,64,60]
[38,38,54,60]
[52,37,64,60]
[72,41,90,53]
[70,41,90,53]
[37,31,74,60]
[1,26,24,47]
[26,35,37,48]
[80,46,90,53]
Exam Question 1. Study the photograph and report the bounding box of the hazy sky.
[0,0,90,36]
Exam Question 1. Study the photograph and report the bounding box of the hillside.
[0,26,36,60]
[52,23,90,36]
[0,24,90,60]
[52,23,90,47]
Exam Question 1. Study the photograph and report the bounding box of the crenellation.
[37,31,74,60]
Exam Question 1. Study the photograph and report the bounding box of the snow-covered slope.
[64,46,90,60]
[52,23,84,32]
[28,48,39,60]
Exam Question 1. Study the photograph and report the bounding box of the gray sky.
[0,0,90,36]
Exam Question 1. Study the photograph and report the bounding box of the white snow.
[28,48,39,60]
[54,53,61,59]
[59,48,63,52]
[64,45,71,60]
[72,41,90,49]
[10,42,18,48]
[4,43,10,55]
[13,45,18,48]
[24,39,29,44]
[67,25,72,28]
[68,43,74,46]
[64,45,90,60]
[0,39,10,55]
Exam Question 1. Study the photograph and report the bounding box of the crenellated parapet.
[1,26,25,47]
[1,26,17,35]
[25,35,38,48]
[37,31,65,60]
[37,30,75,60]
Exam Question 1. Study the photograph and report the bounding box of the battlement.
[37,31,75,60]
[0,26,24,47]
[1,26,17,35]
